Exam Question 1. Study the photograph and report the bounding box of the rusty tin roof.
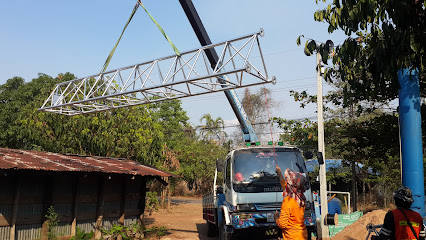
[0,148,174,177]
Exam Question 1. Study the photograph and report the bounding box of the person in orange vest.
[274,166,308,240]
[373,186,425,240]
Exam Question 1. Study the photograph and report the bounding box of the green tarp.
[328,211,363,237]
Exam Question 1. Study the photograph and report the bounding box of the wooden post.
[41,174,54,240]
[118,175,127,226]
[70,175,80,237]
[9,174,20,240]
[137,177,147,237]
[94,175,105,239]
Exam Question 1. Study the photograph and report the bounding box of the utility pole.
[316,52,329,239]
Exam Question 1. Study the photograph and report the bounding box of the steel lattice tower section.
[39,31,275,123]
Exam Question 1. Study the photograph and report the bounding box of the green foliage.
[274,111,402,203]
[174,136,227,193]
[144,226,168,239]
[149,99,189,148]
[99,223,167,240]
[0,73,165,166]
[145,191,159,214]
[309,0,426,105]
[0,73,228,194]
[273,117,317,153]
[45,206,59,240]
[101,225,130,240]
[197,113,227,145]
[70,228,94,240]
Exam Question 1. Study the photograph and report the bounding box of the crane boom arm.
[179,0,258,142]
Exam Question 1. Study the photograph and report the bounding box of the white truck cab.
[203,145,316,240]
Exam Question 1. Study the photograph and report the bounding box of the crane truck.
[177,1,317,239]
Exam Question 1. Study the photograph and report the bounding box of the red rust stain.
[0,148,174,177]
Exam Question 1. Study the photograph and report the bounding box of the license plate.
[267,213,275,222]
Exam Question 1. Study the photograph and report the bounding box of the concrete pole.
[317,52,329,238]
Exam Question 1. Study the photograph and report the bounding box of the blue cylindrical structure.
[398,68,425,219]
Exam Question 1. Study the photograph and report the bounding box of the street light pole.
[316,52,329,239]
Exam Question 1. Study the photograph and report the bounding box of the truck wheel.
[219,216,232,240]
[219,225,232,240]
[207,221,217,237]
[307,226,317,240]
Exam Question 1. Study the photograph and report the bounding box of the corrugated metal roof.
[0,148,175,177]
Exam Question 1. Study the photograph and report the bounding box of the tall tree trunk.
[351,161,357,211]
[384,183,387,208]
[362,171,366,203]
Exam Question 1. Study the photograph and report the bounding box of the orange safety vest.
[391,208,422,240]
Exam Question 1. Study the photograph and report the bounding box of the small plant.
[145,191,159,215]
[144,226,168,239]
[45,206,59,240]
[70,228,94,240]
[101,224,130,240]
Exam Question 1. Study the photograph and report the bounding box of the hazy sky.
[0,0,348,141]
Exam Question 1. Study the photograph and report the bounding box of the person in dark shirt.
[373,186,425,240]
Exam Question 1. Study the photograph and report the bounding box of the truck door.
[224,156,233,204]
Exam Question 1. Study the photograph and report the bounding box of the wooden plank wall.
[0,171,147,240]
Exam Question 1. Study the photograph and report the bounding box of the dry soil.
[145,197,388,240]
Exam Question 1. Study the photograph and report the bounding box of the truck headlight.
[237,203,256,211]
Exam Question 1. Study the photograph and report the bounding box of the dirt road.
[144,196,390,240]
[145,197,216,240]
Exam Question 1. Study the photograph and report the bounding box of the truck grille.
[255,203,280,211]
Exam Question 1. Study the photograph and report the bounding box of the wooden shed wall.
[0,171,147,240]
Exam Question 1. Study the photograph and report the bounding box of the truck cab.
[217,145,316,239]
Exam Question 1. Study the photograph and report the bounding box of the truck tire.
[219,215,232,240]
[307,226,317,240]
[219,225,232,240]
[207,221,217,237]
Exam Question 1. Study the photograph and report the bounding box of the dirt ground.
[331,210,387,240]
[144,196,388,240]
[144,197,215,240]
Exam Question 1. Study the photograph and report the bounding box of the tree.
[274,111,403,207]
[173,137,228,194]
[302,0,425,105]
[241,87,275,136]
[228,87,276,143]
[198,113,227,145]
[0,73,165,166]
[149,99,189,148]
[0,73,230,197]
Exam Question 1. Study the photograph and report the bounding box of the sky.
[0,0,348,141]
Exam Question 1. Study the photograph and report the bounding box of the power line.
[199,115,317,130]
[180,83,318,103]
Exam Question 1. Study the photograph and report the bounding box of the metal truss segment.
[39,30,275,115]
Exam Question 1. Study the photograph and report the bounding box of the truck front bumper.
[231,212,276,229]
[230,211,316,229]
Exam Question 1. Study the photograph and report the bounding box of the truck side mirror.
[317,152,324,165]
[216,158,224,172]
[303,151,314,159]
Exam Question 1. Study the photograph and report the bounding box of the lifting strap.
[100,0,180,74]
[100,2,139,74]
[137,0,180,56]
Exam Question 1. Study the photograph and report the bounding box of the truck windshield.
[232,148,309,193]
